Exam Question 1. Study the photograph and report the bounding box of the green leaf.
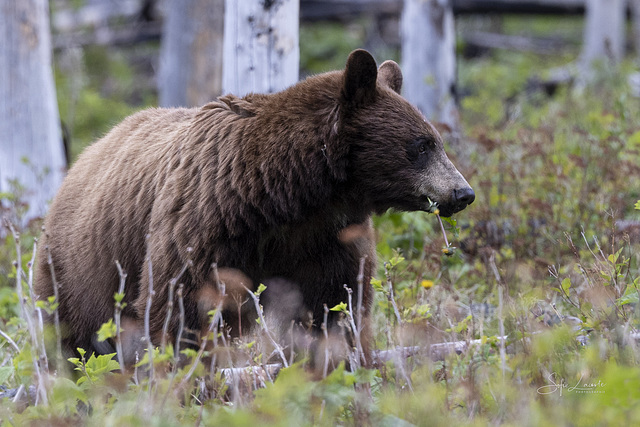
[134,347,160,367]
[255,283,267,297]
[561,278,571,294]
[389,253,405,267]
[322,362,356,387]
[616,281,640,306]
[635,200,640,210]
[452,314,472,334]
[440,216,460,238]
[329,302,348,313]
[85,352,119,377]
[353,367,377,384]
[599,270,612,283]
[253,363,315,416]
[413,303,431,318]
[51,377,88,406]
[0,366,13,384]
[96,318,116,342]
[440,216,458,227]
[371,278,384,293]
[607,248,623,265]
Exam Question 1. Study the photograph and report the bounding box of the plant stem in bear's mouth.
[425,198,454,256]
[436,213,455,256]
[436,213,450,248]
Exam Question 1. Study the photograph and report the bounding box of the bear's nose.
[454,187,475,207]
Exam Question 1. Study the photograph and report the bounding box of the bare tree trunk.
[401,0,458,129]
[158,0,225,107]
[223,0,299,97]
[0,0,66,224]
[632,0,640,56]
[581,0,625,69]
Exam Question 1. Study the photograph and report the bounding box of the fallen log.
[220,330,640,388]
[462,31,571,55]
[53,22,161,50]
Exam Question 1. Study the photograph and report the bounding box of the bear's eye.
[408,137,431,163]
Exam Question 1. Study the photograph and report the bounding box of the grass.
[2,23,640,426]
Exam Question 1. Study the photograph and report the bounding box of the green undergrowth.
[2,32,640,427]
[55,44,157,162]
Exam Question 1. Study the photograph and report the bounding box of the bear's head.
[338,49,474,218]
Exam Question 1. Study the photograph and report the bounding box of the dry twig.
[114,260,127,374]
[242,284,289,368]
[45,243,63,368]
[5,221,48,405]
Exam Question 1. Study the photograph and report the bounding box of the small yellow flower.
[421,280,434,289]
[442,247,455,256]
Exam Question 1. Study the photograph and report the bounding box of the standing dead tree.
[630,0,640,55]
[0,0,66,224]
[401,0,458,129]
[223,0,299,97]
[581,0,626,70]
[158,0,225,107]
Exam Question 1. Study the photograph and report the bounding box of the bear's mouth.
[421,198,470,218]
[436,204,461,218]
[420,186,475,218]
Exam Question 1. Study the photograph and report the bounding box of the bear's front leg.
[259,218,377,371]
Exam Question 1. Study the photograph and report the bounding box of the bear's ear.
[378,60,402,94]
[342,49,378,105]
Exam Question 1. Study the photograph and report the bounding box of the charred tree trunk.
[158,0,225,107]
[223,0,300,97]
[0,0,66,224]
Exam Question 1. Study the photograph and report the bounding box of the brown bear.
[35,49,474,367]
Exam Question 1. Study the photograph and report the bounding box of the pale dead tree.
[0,0,66,223]
[158,0,225,107]
[223,0,299,97]
[631,0,640,56]
[401,0,457,129]
[581,0,626,73]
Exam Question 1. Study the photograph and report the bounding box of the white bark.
[0,0,66,223]
[581,0,626,68]
[158,0,225,107]
[401,0,457,128]
[223,0,299,97]
[632,0,640,56]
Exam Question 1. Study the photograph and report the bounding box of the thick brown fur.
[36,50,473,366]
